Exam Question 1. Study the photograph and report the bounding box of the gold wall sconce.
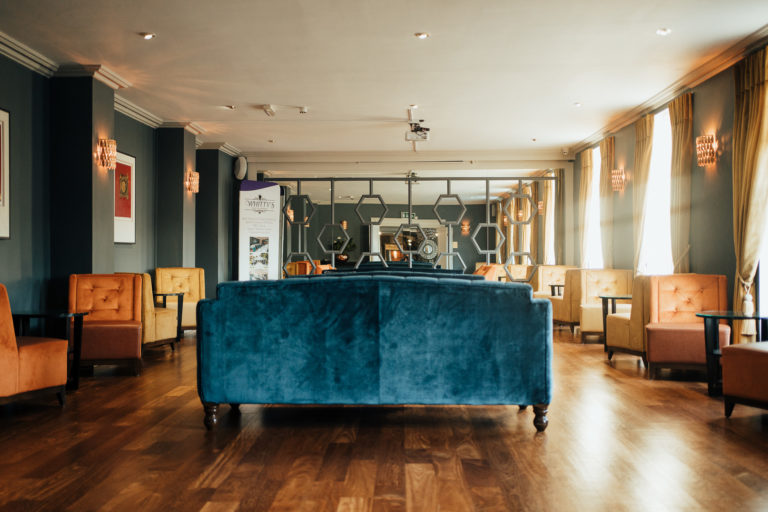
[97,138,117,171]
[611,168,627,192]
[185,170,200,193]
[502,215,509,226]
[537,200,544,213]
[696,135,717,166]
[461,220,470,235]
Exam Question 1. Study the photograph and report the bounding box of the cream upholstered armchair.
[154,267,204,330]
[605,275,650,364]
[551,269,633,339]
[473,263,532,282]
[531,265,577,300]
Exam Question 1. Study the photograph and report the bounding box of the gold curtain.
[633,115,655,273]
[530,182,539,264]
[599,137,615,268]
[578,149,593,267]
[669,93,693,273]
[496,200,506,264]
[555,168,565,264]
[732,48,768,342]
[522,184,533,259]
[543,174,556,264]
[508,196,518,264]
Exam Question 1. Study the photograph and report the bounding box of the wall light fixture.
[185,170,200,193]
[696,135,717,166]
[97,139,117,171]
[611,168,626,192]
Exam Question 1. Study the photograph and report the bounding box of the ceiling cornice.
[198,142,241,156]
[572,23,768,154]
[0,29,57,77]
[114,94,163,128]
[161,122,207,135]
[55,64,132,90]
[244,149,565,163]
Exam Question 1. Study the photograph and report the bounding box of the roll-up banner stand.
[238,181,281,280]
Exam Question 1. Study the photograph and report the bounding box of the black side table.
[549,284,564,296]
[12,311,88,391]
[599,294,632,348]
[154,292,184,340]
[696,310,767,397]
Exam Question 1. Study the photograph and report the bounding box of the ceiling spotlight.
[414,32,430,39]
[139,32,156,40]
[262,104,276,117]
[299,106,309,114]
[409,104,418,109]
[223,105,236,110]
[573,102,582,108]
[532,138,537,142]
[656,27,672,36]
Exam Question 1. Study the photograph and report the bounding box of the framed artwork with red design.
[114,151,135,243]
[0,108,9,239]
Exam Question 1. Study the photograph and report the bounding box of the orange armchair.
[645,274,730,379]
[154,267,204,330]
[1,284,68,405]
[69,274,143,375]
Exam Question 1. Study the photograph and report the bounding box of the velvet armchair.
[154,267,204,330]
[69,273,143,375]
[1,284,68,405]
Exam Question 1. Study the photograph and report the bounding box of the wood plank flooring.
[1,329,767,511]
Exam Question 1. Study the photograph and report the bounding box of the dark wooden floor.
[1,329,767,511]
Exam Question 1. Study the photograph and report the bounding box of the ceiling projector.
[406,120,430,141]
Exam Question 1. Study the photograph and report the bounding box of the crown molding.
[243,149,565,163]
[0,30,58,77]
[114,94,163,128]
[198,142,241,157]
[161,122,206,135]
[572,23,768,154]
[55,64,131,90]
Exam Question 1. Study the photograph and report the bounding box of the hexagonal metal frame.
[503,192,537,226]
[394,223,427,255]
[354,252,389,269]
[433,251,467,272]
[354,194,389,226]
[470,222,505,255]
[503,251,538,283]
[282,252,317,276]
[432,194,467,226]
[282,194,316,226]
[316,223,350,255]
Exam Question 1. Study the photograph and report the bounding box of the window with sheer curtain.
[760,230,768,315]
[637,108,674,275]
[582,147,604,269]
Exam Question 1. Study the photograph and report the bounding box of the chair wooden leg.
[133,360,143,376]
[533,404,549,432]
[204,403,219,430]
[56,388,66,407]
[724,398,735,418]
[607,350,614,361]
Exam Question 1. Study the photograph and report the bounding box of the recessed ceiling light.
[656,28,672,36]
[573,102,582,108]
[223,105,236,110]
[414,32,430,40]
[532,138,537,142]
[409,104,418,109]
[139,32,156,40]
[267,138,275,143]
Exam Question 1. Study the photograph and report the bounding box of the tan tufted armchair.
[69,274,143,375]
[644,274,730,379]
[154,267,205,330]
[551,269,633,339]
[473,263,532,282]
[119,273,182,350]
[531,265,577,300]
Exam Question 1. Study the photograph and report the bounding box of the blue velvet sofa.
[197,274,553,431]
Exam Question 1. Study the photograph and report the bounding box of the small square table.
[549,284,564,297]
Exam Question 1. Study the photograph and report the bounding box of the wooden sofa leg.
[56,388,66,407]
[533,404,549,432]
[607,350,614,361]
[230,403,241,414]
[133,360,143,376]
[518,405,527,411]
[724,398,735,418]
[204,403,219,430]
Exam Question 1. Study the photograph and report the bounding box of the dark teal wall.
[612,123,635,270]
[114,112,156,274]
[689,68,736,304]
[0,56,50,310]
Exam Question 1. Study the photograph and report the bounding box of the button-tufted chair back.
[155,267,205,304]
[0,284,20,396]
[69,274,142,322]
[648,274,728,324]
[532,265,576,292]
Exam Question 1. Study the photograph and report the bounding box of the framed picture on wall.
[0,108,9,239]
[114,152,136,244]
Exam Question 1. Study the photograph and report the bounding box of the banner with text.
[238,181,281,280]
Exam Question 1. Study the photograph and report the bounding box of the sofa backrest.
[155,267,205,304]
[0,283,20,397]
[628,275,652,351]
[200,275,552,406]
[532,265,576,292]
[648,274,727,324]
[69,274,141,322]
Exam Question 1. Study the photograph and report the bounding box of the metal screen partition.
[271,175,558,281]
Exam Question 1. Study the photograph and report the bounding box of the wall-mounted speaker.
[234,156,247,180]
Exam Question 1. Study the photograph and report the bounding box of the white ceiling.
[1,1,767,158]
